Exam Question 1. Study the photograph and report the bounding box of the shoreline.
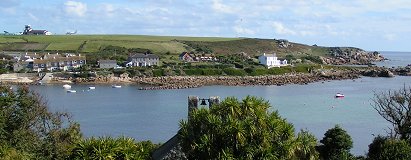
[1,66,409,90]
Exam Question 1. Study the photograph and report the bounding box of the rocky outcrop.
[277,39,293,48]
[390,66,411,76]
[322,47,385,65]
[136,69,361,90]
[361,68,394,77]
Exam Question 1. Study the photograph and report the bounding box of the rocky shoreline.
[1,66,410,90]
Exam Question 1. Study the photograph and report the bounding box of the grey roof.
[130,53,159,59]
[99,60,117,64]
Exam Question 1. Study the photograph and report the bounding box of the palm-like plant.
[179,96,318,159]
[70,137,158,160]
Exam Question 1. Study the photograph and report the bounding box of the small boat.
[112,85,121,88]
[88,86,96,90]
[63,84,71,89]
[66,90,76,93]
[335,93,345,98]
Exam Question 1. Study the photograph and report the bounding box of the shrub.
[202,68,222,75]
[223,68,247,76]
[0,86,82,159]
[70,137,159,160]
[318,125,354,160]
[152,69,164,77]
[184,69,203,76]
[367,136,411,160]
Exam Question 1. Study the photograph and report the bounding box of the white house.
[258,53,287,68]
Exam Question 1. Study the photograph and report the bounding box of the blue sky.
[1,0,411,51]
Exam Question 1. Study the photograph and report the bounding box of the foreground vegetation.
[1,85,411,159]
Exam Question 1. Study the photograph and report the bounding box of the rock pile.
[136,70,361,90]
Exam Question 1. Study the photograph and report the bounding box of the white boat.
[63,84,71,89]
[335,93,345,98]
[112,85,121,88]
[66,90,76,93]
[88,86,96,90]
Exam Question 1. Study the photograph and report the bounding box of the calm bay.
[30,52,410,155]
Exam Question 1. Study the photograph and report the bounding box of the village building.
[258,53,288,68]
[127,53,159,67]
[22,25,51,35]
[179,52,195,62]
[13,53,86,72]
[98,60,117,69]
[179,52,218,62]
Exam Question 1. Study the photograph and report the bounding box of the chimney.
[34,52,36,55]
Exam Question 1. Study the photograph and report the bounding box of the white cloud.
[272,21,296,35]
[64,1,87,17]
[211,0,236,13]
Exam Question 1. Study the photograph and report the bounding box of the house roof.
[99,60,117,64]
[29,30,48,34]
[179,52,189,57]
[33,56,86,64]
[130,53,159,59]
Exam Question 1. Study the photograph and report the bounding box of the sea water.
[30,51,411,155]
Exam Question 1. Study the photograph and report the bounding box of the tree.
[318,125,354,160]
[367,136,411,160]
[372,86,411,141]
[69,137,159,160]
[0,86,82,159]
[179,96,318,159]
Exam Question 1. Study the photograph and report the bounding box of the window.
[74,60,77,63]
[80,60,83,63]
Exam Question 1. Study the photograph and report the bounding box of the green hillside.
[0,35,330,58]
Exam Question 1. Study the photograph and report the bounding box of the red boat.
[335,93,345,98]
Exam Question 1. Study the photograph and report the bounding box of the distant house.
[179,52,217,62]
[179,52,195,62]
[258,53,287,68]
[127,53,159,67]
[99,60,117,69]
[13,53,86,72]
[13,62,27,72]
[22,25,51,35]
[32,54,86,72]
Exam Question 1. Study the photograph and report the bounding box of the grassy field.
[0,35,336,58]
[0,35,241,54]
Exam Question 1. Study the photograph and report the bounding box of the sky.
[1,0,411,51]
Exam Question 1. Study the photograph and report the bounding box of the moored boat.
[88,86,96,90]
[66,90,76,93]
[112,85,121,88]
[63,84,71,89]
[335,93,344,98]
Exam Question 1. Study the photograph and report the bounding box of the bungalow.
[99,60,117,69]
[258,53,287,68]
[127,53,159,67]
[179,52,217,62]
[179,52,195,62]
